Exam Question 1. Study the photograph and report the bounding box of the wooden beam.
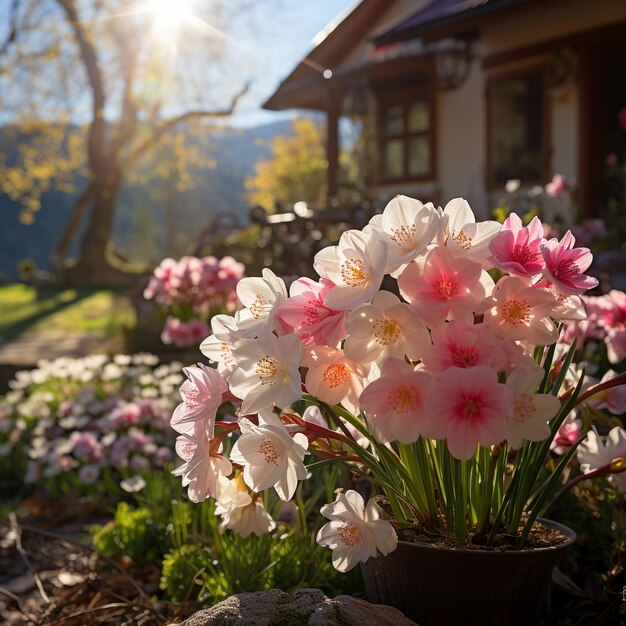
[327,95,340,202]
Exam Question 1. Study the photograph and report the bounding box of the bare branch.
[130,81,250,161]
[56,0,106,171]
[0,0,20,56]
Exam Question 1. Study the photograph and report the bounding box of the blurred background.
[1,0,625,375]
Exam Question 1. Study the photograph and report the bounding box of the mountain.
[0,119,293,282]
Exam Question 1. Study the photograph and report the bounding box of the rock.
[180,588,417,626]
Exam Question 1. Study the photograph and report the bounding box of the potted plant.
[168,196,626,625]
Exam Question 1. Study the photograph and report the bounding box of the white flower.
[344,290,430,365]
[368,195,439,276]
[316,490,397,572]
[235,268,288,335]
[439,197,501,266]
[313,229,387,310]
[578,427,626,492]
[230,417,309,501]
[505,367,559,449]
[172,429,232,503]
[215,476,276,537]
[200,314,241,379]
[120,475,146,493]
[229,330,303,415]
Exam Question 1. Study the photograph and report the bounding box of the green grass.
[0,284,135,341]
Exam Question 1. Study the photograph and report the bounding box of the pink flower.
[276,277,347,348]
[187,319,211,343]
[360,358,434,444]
[489,213,545,278]
[545,174,569,197]
[398,246,494,326]
[481,276,559,345]
[541,231,599,295]
[550,419,581,455]
[170,364,228,436]
[305,346,368,414]
[618,106,626,130]
[420,320,506,375]
[606,153,619,168]
[599,290,626,364]
[424,366,511,460]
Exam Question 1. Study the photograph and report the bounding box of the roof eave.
[372,0,530,46]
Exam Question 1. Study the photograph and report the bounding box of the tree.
[245,118,327,210]
[0,0,250,286]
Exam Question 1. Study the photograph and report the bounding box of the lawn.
[0,284,135,341]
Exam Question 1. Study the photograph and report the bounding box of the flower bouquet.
[169,196,626,620]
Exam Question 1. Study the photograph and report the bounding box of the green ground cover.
[0,284,135,340]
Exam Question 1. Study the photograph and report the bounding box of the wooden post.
[327,94,339,203]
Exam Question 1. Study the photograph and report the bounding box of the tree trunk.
[64,165,139,288]
[51,180,94,282]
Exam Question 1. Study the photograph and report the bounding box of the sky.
[0,0,357,127]
[216,0,357,127]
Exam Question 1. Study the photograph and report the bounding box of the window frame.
[485,61,551,190]
[376,85,436,184]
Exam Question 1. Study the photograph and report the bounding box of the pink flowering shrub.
[144,255,245,347]
[165,195,626,572]
[0,354,183,498]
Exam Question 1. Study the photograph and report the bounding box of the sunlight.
[143,0,194,37]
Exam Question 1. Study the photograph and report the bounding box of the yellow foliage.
[0,120,87,221]
[245,118,327,210]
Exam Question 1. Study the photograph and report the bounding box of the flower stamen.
[258,437,280,465]
[452,230,473,250]
[372,318,401,345]
[340,258,369,287]
[249,296,273,319]
[435,278,457,299]
[255,356,279,385]
[390,224,417,247]
[388,387,419,414]
[514,393,535,423]
[338,522,362,547]
[502,298,531,324]
[323,363,349,389]
[452,347,478,368]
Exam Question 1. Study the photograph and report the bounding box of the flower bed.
[0,353,183,499]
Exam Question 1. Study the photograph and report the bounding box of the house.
[263,0,626,220]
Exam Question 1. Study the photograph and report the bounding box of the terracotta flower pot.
[361,519,575,626]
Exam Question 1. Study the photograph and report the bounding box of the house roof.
[372,0,530,45]
[263,0,400,111]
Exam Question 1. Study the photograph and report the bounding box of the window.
[379,91,434,181]
[487,66,548,187]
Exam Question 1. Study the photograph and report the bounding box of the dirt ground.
[0,508,200,626]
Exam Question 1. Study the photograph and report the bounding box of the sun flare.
[143,0,194,36]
